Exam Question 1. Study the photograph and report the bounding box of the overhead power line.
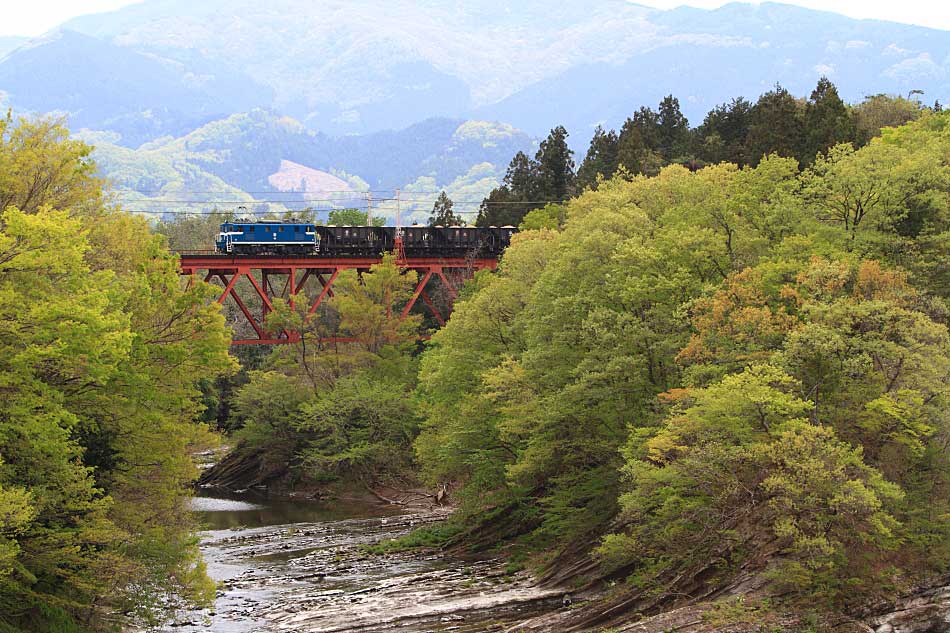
[113,189,385,195]
[110,189,499,197]
[114,199,562,205]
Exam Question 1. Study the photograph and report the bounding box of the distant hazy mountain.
[0,36,27,58]
[0,30,272,146]
[479,3,950,136]
[1,0,946,144]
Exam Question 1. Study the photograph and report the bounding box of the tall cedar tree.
[629,106,662,149]
[476,151,537,227]
[616,121,650,176]
[802,77,856,164]
[477,128,575,227]
[657,95,691,162]
[429,191,462,226]
[695,97,753,166]
[617,107,664,176]
[534,125,576,202]
[745,83,806,165]
[576,126,619,191]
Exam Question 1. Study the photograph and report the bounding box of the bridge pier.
[178,254,497,345]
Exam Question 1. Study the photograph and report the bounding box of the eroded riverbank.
[170,492,564,632]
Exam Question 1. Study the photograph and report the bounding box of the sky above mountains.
[3,0,950,36]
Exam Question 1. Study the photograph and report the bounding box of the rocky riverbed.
[168,492,564,632]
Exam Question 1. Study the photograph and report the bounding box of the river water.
[168,491,563,632]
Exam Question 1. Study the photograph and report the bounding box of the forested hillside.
[417,111,950,627]
[207,106,950,628]
[0,115,234,632]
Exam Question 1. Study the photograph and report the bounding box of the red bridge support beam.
[179,255,497,345]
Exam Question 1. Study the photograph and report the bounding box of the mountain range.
[1,0,948,219]
[82,111,534,222]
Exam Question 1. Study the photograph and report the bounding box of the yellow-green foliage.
[0,116,235,631]
[230,255,425,483]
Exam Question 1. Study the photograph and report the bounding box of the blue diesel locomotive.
[215,220,319,255]
[215,220,516,258]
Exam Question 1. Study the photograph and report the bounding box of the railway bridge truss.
[178,252,498,345]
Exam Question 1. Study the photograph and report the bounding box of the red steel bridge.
[178,251,497,345]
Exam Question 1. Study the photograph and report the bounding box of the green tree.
[576,126,619,191]
[604,365,902,602]
[617,119,663,176]
[801,141,944,251]
[628,106,661,150]
[294,373,421,481]
[0,114,104,215]
[428,191,462,226]
[156,210,234,250]
[852,94,923,145]
[476,151,539,227]
[0,116,235,631]
[533,125,575,202]
[802,77,856,164]
[746,83,806,165]
[695,97,753,165]
[328,208,384,226]
[657,95,691,161]
[415,231,559,493]
[231,256,425,485]
[505,150,538,199]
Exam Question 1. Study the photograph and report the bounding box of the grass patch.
[362,522,463,554]
[702,596,775,627]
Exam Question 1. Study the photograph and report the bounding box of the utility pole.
[366,191,373,226]
[394,188,406,265]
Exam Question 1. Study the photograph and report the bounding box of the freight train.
[214,220,517,258]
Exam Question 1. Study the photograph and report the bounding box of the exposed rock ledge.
[505,576,949,633]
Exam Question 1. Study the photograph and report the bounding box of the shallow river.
[169,491,563,632]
